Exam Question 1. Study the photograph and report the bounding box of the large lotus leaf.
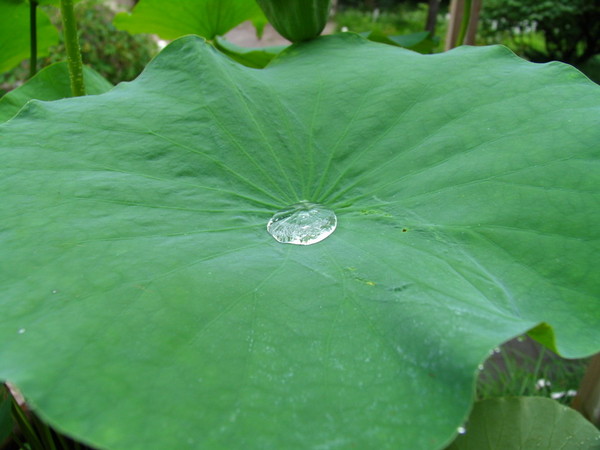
[0,0,59,73]
[0,62,113,123]
[0,34,599,449]
[448,397,600,449]
[113,0,266,40]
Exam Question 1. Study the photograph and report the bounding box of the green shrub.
[480,0,600,66]
[577,54,600,84]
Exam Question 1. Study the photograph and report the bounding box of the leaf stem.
[572,353,600,427]
[60,0,85,96]
[29,0,38,78]
[456,0,471,46]
[10,394,45,450]
[34,414,58,450]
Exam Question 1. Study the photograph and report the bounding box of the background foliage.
[0,0,59,75]
[0,0,156,95]
[479,0,600,66]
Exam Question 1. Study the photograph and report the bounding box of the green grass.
[1,383,94,450]
[334,4,448,52]
[476,337,589,405]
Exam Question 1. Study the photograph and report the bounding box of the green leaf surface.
[447,397,600,449]
[0,62,113,123]
[113,0,266,40]
[0,34,599,449]
[0,0,59,73]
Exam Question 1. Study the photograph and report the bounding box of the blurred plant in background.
[333,0,599,82]
[335,3,440,35]
[0,0,157,95]
[62,0,157,84]
[479,0,600,82]
[4,0,597,90]
[479,0,600,65]
[477,339,590,406]
[334,1,448,52]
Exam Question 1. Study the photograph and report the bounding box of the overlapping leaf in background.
[0,62,112,122]
[448,397,600,449]
[0,0,59,73]
[114,0,266,40]
[0,34,599,449]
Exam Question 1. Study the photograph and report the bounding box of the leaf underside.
[0,34,599,449]
[113,0,265,40]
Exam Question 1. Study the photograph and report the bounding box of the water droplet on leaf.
[267,201,337,245]
[457,426,467,434]
[18,328,26,334]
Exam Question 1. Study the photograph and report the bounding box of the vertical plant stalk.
[10,396,45,450]
[455,0,472,47]
[29,0,38,78]
[60,0,86,97]
[465,0,482,46]
[425,0,440,35]
[444,0,462,51]
[572,353,600,427]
